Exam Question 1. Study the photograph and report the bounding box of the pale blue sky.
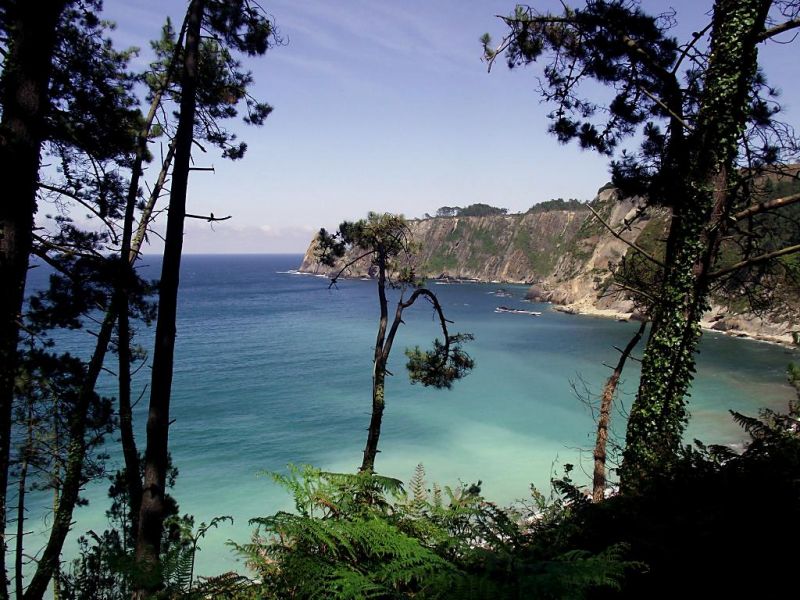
[98,0,800,253]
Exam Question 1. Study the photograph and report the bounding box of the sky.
[97,0,800,253]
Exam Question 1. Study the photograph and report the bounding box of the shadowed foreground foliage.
[231,380,800,599]
[551,368,800,599]
[233,465,635,599]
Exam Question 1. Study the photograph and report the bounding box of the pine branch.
[708,243,800,279]
[328,250,373,287]
[184,212,231,221]
[758,18,800,42]
[731,191,800,221]
[672,22,713,73]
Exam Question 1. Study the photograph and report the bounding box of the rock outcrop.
[299,205,592,283]
[298,188,797,345]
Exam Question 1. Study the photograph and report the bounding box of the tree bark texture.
[0,2,68,596]
[360,256,389,473]
[135,0,203,591]
[620,0,771,491]
[593,321,646,502]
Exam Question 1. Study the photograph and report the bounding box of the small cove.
[23,254,798,577]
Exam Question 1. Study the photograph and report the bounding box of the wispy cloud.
[270,0,485,80]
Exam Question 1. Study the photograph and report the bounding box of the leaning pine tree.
[317,213,474,473]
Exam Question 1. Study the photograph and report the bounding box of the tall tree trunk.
[14,459,27,600]
[135,0,203,591]
[20,33,184,600]
[593,321,646,502]
[0,2,68,596]
[620,0,771,491]
[116,18,185,537]
[360,256,389,473]
[14,398,34,600]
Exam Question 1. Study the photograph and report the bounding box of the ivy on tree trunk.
[620,0,772,490]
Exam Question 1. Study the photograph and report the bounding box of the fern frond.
[189,571,256,599]
[518,544,642,597]
[730,410,770,439]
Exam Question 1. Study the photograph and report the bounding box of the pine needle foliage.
[405,334,475,389]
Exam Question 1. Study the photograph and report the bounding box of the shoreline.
[551,303,796,348]
[295,267,797,348]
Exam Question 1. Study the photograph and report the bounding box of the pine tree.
[1,1,149,594]
[0,4,70,595]
[485,0,800,489]
[133,1,277,593]
[317,213,474,473]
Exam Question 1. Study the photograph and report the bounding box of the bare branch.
[637,86,694,131]
[130,140,177,262]
[672,22,713,73]
[395,288,452,363]
[184,212,231,222]
[709,243,800,280]
[328,250,373,287]
[758,18,800,42]
[609,281,657,305]
[586,204,665,268]
[483,33,513,73]
[732,191,800,221]
[31,233,102,261]
[37,182,117,232]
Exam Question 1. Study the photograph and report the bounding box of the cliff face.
[298,189,796,344]
[537,192,660,312]
[299,189,637,290]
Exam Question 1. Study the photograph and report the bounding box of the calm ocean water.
[23,254,800,576]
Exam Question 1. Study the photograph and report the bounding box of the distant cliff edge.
[299,189,796,345]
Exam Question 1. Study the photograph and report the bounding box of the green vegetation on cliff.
[435,203,508,217]
[302,201,594,283]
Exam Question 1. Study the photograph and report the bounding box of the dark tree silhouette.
[485,0,800,489]
[133,1,277,593]
[318,213,474,473]
[0,4,69,595]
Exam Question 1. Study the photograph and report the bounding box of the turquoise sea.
[22,254,800,577]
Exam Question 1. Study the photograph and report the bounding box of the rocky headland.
[299,189,797,346]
